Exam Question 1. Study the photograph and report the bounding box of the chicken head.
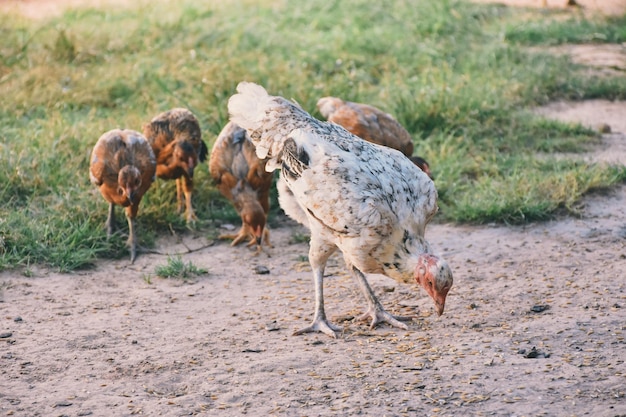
[173,141,198,178]
[415,254,453,316]
[117,165,142,205]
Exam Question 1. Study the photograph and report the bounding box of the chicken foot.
[219,226,271,256]
[293,265,342,338]
[351,267,412,330]
[293,242,342,338]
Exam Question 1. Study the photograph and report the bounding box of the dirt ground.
[1,1,626,416]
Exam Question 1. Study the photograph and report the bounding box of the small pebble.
[530,304,550,313]
[520,346,549,359]
[265,321,280,331]
[525,347,540,358]
[0,332,13,339]
[254,265,270,275]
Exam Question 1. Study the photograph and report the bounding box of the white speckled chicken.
[142,108,208,224]
[228,82,453,338]
[209,121,274,255]
[89,129,156,263]
[316,96,432,178]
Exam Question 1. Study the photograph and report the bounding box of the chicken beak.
[434,297,446,316]
[254,226,263,246]
[187,157,196,177]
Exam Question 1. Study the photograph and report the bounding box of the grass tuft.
[154,255,208,279]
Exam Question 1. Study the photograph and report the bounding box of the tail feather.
[228,82,272,134]
[228,81,324,173]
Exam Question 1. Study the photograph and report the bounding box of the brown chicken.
[316,96,432,178]
[142,108,208,224]
[209,121,274,255]
[89,129,156,263]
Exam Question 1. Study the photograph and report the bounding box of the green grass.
[1,0,625,271]
[505,15,626,45]
[154,255,208,279]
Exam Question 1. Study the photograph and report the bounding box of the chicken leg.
[350,266,412,330]
[105,202,116,237]
[176,177,196,224]
[293,240,342,338]
[125,205,139,264]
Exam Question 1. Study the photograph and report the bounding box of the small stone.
[0,332,13,339]
[530,304,550,313]
[524,347,540,358]
[254,265,270,275]
[522,346,549,359]
[265,321,280,331]
[597,123,611,133]
[13,317,22,322]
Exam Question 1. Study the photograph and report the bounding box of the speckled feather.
[228,82,439,284]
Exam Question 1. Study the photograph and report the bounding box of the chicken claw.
[351,267,411,330]
[357,307,412,331]
[293,316,343,339]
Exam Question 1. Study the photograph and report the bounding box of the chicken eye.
[117,187,124,196]
[134,178,141,187]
